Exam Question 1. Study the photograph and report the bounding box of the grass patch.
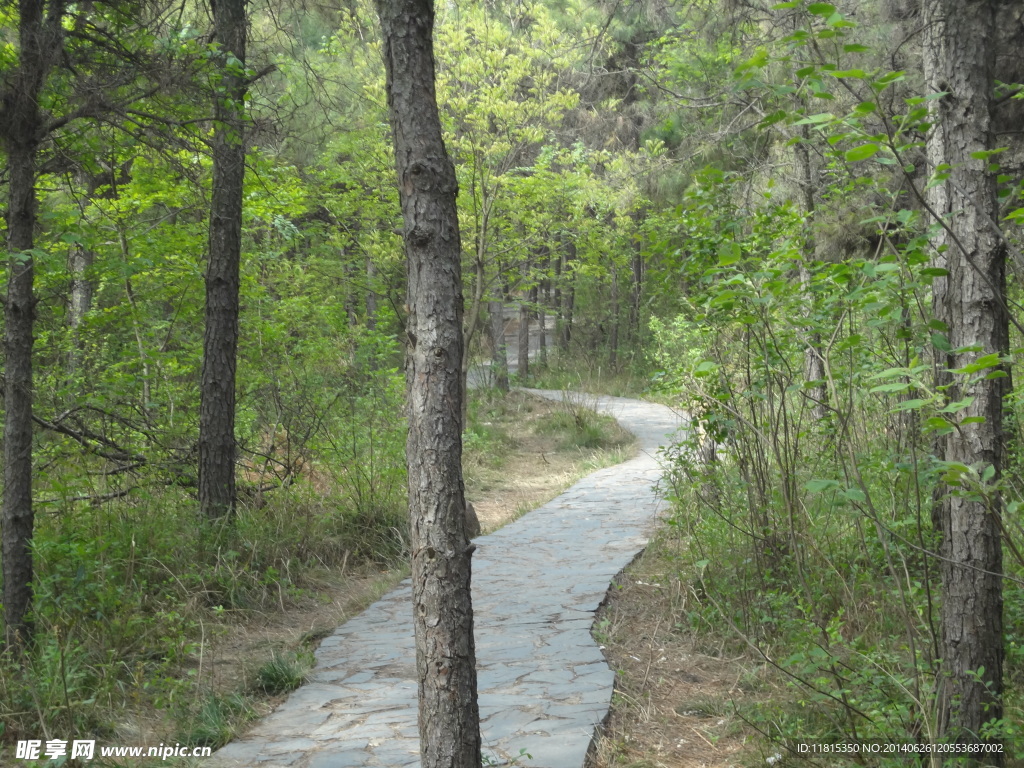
[176,691,255,750]
[252,651,313,696]
[526,355,653,399]
[463,388,637,533]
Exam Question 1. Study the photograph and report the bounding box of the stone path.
[213,391,684,768]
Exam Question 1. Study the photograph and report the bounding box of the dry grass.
[588,538,766,768]
[464,389,636,532]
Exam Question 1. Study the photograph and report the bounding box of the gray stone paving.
[213,390,684,768]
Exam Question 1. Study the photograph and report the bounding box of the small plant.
[252,651,313,695]
[177,692,254,749]
[482,747,533,766]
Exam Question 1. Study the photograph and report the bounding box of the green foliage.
[648,149,1024,757]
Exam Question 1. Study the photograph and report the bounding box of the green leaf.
[844,143,880,162]
[931,333,952,352]
[793,112,835,125]
[969,147,1007,161]
[842,487,866,503]
[805,479,840,493]
[869,367,912,380]
[843,44,870,53]
[833,69,866,79]
[694,361,719,378]
[807,3,836,15]
[759,109,789,127]
[940,397,974,414]
[869,382,910,394]
[955,353,1002,374]
[718,241,741,266]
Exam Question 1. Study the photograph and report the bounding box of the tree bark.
[926,0,1005,755]
[3,143,39,651]
[199,0,247,520]
[374,0,482,765]
[1,0,64,650]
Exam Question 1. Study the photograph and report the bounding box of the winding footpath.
[214,391,684,768]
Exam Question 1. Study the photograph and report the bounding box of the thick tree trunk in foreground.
[199,0,247,520]
[3,146,39,650]
[926,0,1005,756]
[1,0,64,649]
[375,0,482,765]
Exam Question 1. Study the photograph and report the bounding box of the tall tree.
[0,0,66,648]
[925,0,1005,754]
[199,0,248,519]
[375,0,483,767]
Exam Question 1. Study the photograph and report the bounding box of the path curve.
[214,391,684,768]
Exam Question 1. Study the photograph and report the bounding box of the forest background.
[0,0,1022,764]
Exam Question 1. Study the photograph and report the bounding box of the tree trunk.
[927,0,1005,755]
[559,237,576,353]
[518,294,530,379]
[488,298,510,392]
[629,210,644,342]
[3,144,39,651]
[608,267,619,369]
[66,240,93,373]
[374,0,482,765]
[199,0,247,520]
[794,122,827,420]
[553,246,563,353]
[460,251,487,427]
[537,289,547,370]
[1,0,63,650]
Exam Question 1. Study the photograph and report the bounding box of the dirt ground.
[587,542,760,768]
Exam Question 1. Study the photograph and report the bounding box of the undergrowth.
[0,382,634,763]
[0,481,406,755]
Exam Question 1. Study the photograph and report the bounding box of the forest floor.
[588,538,764,768]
